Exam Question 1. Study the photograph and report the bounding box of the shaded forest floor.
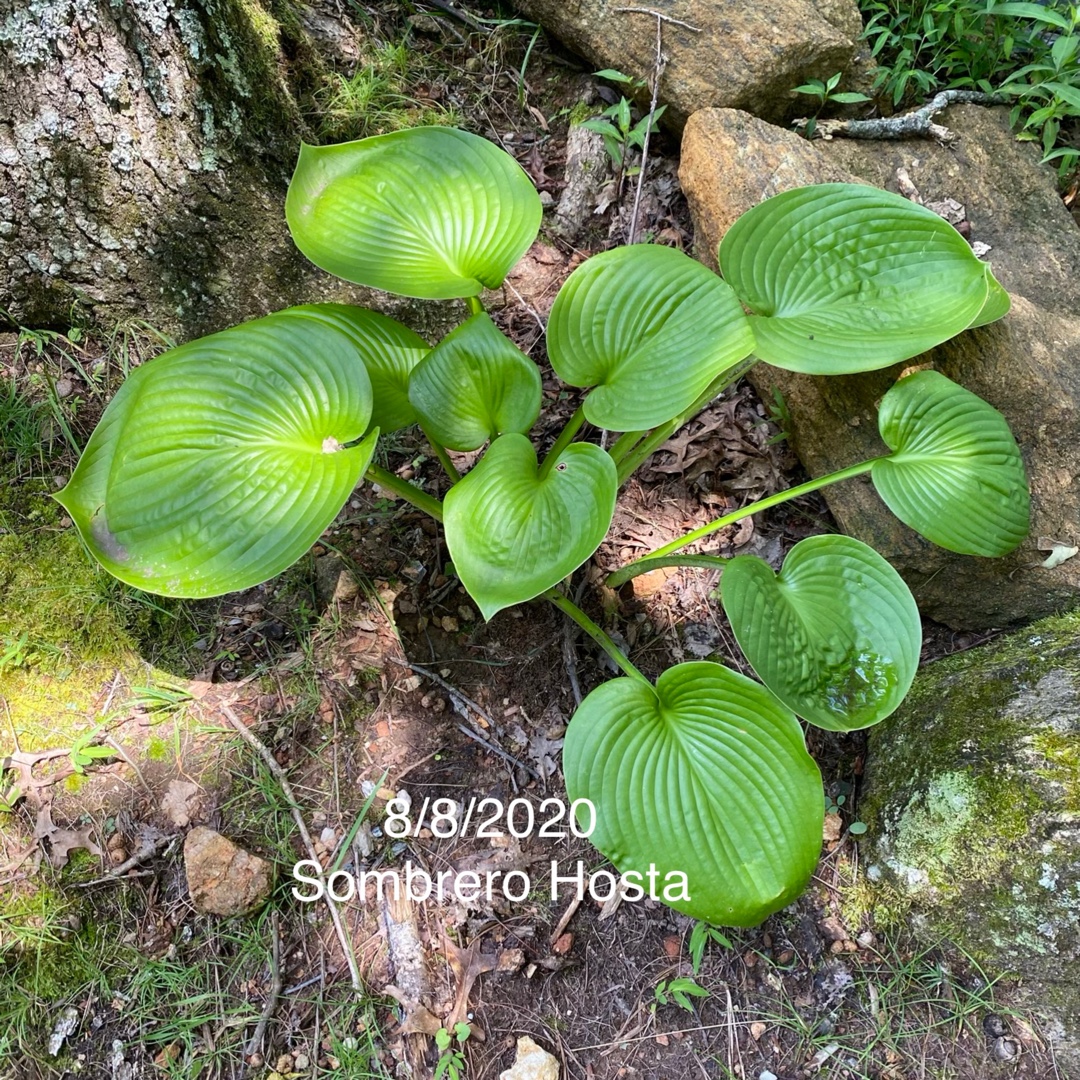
[0,3,1070,1078]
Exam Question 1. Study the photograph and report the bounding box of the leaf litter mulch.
[0,3,1064,1078]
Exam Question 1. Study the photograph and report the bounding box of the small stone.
[760,1072,779,1080]
[499,1036,559,1080]
[183,827,273,916]
[293,1053,310,1070]
[992,1036,1020,1062]
[818,915,848,943]
[55,377,73,398]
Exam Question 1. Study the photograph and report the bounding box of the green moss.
[1033,729,1080,812]
[861,609,1080,986]
[568,101,593,126]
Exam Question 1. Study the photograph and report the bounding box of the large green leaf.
[408,313,541,451]
[290,303,430,434]
[546,244,756,430]
[563,662,823,926]
[286,127,542,299]
[721,536,921,732]
[444,434,617,619]
[718,184,1001,374]
[872,370,1029,556]
[55,311,377,598]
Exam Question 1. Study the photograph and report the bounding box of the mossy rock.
[862,609,1080,1067]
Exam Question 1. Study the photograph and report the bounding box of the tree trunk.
[0,0,438,340]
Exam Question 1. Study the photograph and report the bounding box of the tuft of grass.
[312,39,462,142]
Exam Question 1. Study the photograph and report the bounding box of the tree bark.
[0,0,437,340]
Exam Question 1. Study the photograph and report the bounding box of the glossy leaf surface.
[444,434,617,619]
[721,536,921,732]
[56,312,377,598]
[286,127,542,299]
[408,313,541,450]
[564,662,823,926]
[872,370,1029,556]
[546,245,755,430]
[290,303,430,434]
[718,184,1000,374]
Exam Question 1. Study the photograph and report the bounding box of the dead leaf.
[160,779,200,827]
[35,804,102,868]
[527,731,564,781]
[823,813,842,842]
[1037,537,1079,569]
[443,935,497,1033]
[750,1021,767,1041]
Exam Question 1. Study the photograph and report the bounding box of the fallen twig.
[390,658,500,731]
[222,704,362,992]
[455,722,541,782]
[613,6,703,31]
[550,892,583,945]
[76,831,178,886]
[630,14,660,243]
[246,910,282,1060]
[796,88,1008,143]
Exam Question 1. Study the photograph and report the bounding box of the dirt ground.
[0,2,1070,1079]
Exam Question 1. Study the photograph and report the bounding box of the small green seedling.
[793,71,871,137]
[580,68,666,175]
[68,731,115,775]
[434,1021,471,1080]
[689,921,733,975]
[653,976,710,1013]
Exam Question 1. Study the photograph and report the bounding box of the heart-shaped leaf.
[721,536,921,732]
[408,313,542,451]
[718,184,1001,374]
[290,303,430,434]
[871,370,1029,556]
[563,662,823,926]
[546,244,756,430]
[444,433,617,619]
[55,311,377,598]
[286,127,542,299]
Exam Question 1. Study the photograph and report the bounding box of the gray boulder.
[512,0,864,129]
[861,609,1080,1071]
[679,105,1080,629]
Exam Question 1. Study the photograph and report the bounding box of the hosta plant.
[56,126,1029,928]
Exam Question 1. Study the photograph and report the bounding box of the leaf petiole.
[365,463,444,521]
[607,428,650,466]
[538,404,587,480]
[420,423,462,483]
[623,458,882,567]
[543,588,649,684]
[605,553,730,589]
